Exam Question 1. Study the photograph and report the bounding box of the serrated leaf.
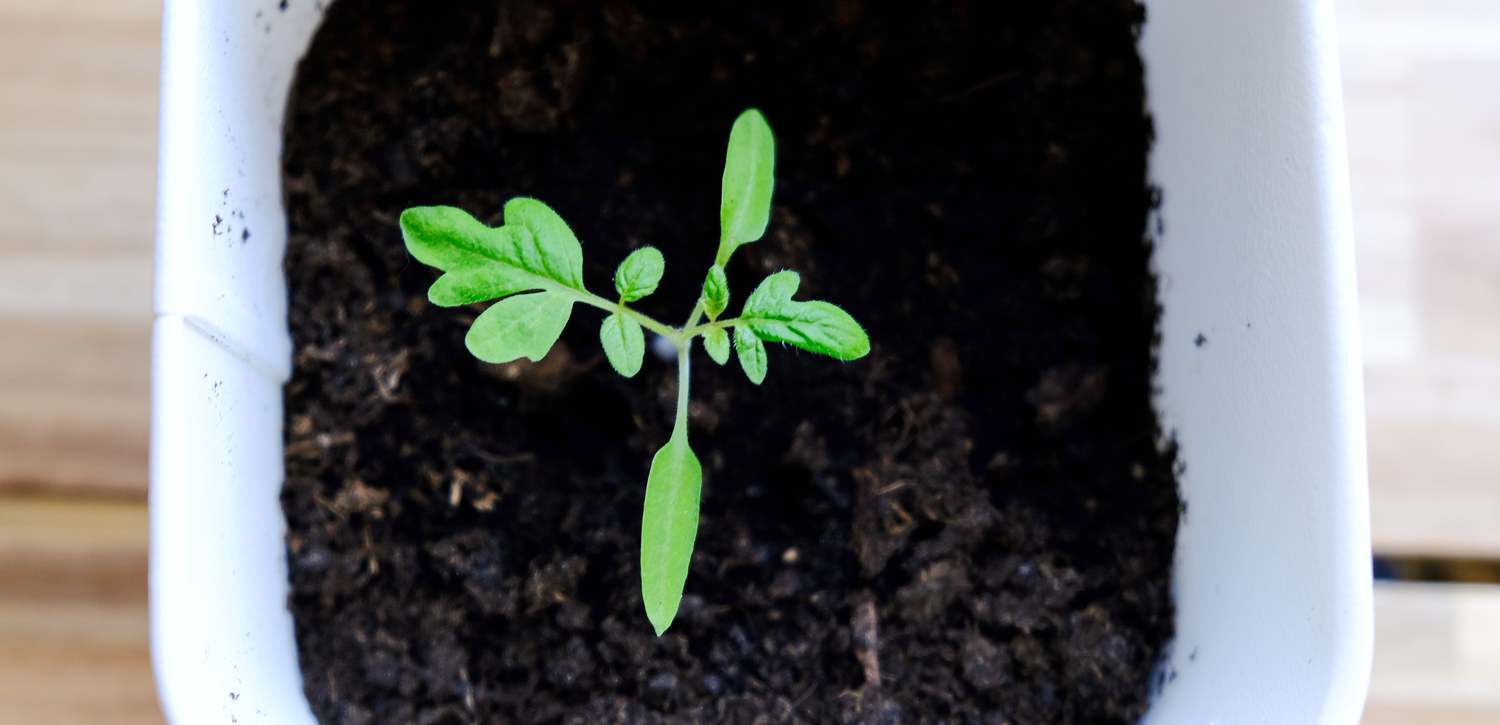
[747,301,870,361]
[428,266,537,307]
[734,326,767,384]
[614,247,665,302]
[501,198,585,289]
[399,201,585,292]
[400,205,511,272]
[719,109,775,260]
[402,202,591,366]
[741,271,870,361]
[641,428,702,636]
[702,327,730,365]
[600,312,645,378]
[701,265,729,319]
[464,291,573,364]
[743,270,801,316]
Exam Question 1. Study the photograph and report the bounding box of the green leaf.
[615,247,665,302]
[401,202,590,364]
[718,109,775,261]
[641,428,702,636]
[742,271,871,361]
[464,291,573,364]
[701,265,729,319]
[501,198,585,289]
[702,327,730,365]
[734,326,767,384]
[401,203,584,293]
[600,312,646,378]
[428,266,536,307]
[743,270,802,316]
[400,205,510,272]
[747,301,870,361]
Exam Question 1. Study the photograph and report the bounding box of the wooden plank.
[0,495,160,724]
[1364,706,1500,725]
[0,320,149,495]
[0,0,159,495]
[1337,0,1500,556]
[1364,582,1500,724]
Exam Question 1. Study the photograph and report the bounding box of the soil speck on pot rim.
[280,1,1181,722]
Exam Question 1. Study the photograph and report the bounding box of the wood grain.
[0,495,160,725]
[0,0,159,495]
[1364,583,1500,724]
[1338,0,1500,557]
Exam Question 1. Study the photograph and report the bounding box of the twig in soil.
[789,679,819,717]
[852,593,881,688]
[889,502,915,532]
[468,449,535,466]
[310,491,344,522]
[285,430,355,459]
[361,525,379,575]
[939,70,1021,103]
[460,667,477,715]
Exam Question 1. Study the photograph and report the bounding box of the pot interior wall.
[1140,2,1370,721]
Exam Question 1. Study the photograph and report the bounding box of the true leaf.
[501,198,585,289]
[718,109,775,260]
[701,265,729,319]
[641,428,702,636]
[702,327,730,365]
[428,265,537,307]
[746,301,870,361]
[600,312,646,378]
[400,205,512,272]
[734,326,767,384]
[743,270,801,316]
[615,247,665,302]
[464,291,573,364]
[742,271,870,361]
[400,203,585,310]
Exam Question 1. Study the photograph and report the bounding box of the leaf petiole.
[682,299,707,331]
[673,338,691,432]
[566,288,681,341]
[681,319,740,339]
[571,285,743,351]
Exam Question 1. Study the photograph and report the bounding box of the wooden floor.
[0,0,1496,722]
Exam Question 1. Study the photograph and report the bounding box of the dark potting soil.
[280,1,1180,722]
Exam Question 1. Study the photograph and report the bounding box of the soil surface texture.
[281,1,1180,722]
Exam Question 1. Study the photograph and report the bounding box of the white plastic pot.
[151,1,1372,722]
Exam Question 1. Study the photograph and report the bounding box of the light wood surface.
[1338,0,1500,558]
[0,0,159,495]
[0,496,160,725]
[0,0,1496,723]
[1365,583,1500,725]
